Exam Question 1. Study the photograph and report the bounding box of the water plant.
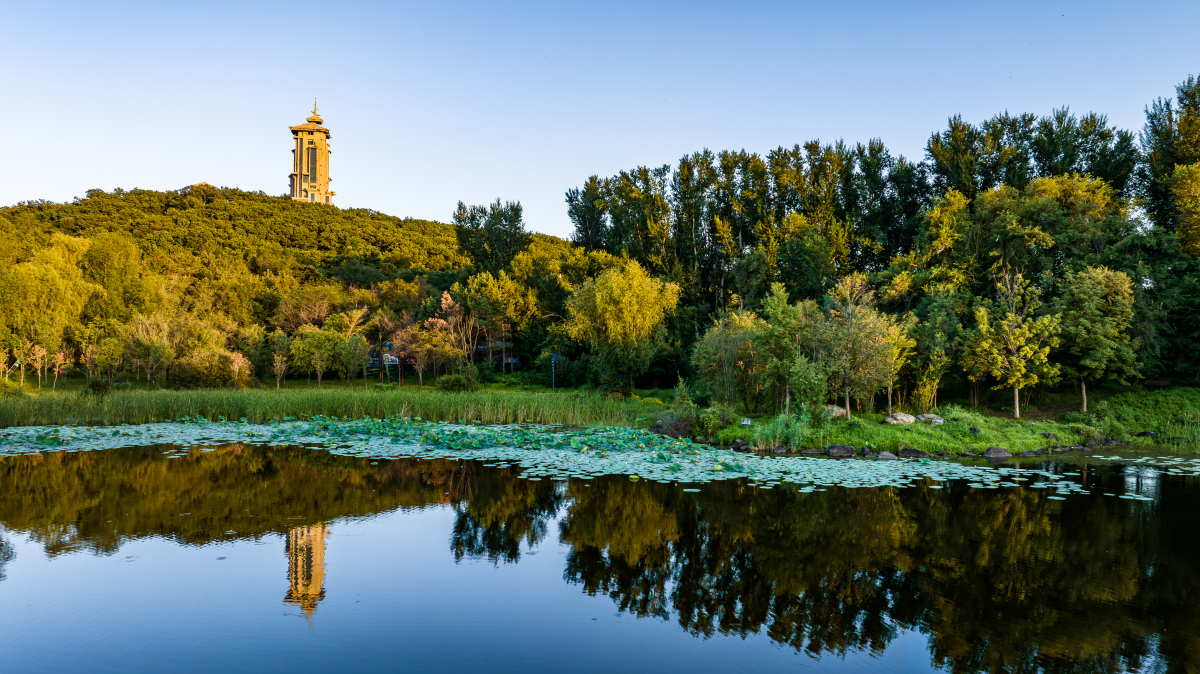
[0,388,664,428]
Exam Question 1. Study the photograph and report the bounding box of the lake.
[0,442,1196,673]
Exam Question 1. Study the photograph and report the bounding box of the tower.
[289,102,335,204]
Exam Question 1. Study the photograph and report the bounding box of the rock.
[861,449,877,458]
[916,414,945,426]
[1041,432,1057,440]
[969,426,981,435]
[1051,448,1069,454]
[961,451,977,457]
[772,445,788,455]
[825,405,848,419]
[877,451,898,460]
[898,448,930,458]
[1019,451,1040,458]
[731,439,748,450]
[1136,431,1158,438]
[800,448,825,455]
[982,446,1011,460]
[1102,437,1118,446]
[884,413,917,425]
[827,444,856,457]
[936,450,948,457]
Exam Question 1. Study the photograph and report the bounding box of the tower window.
[308,147,318,180]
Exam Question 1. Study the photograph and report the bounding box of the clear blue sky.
[3,0,1198,237]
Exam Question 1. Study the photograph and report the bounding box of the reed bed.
[0,389,665,428]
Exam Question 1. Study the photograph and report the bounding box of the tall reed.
[0,389,664,428]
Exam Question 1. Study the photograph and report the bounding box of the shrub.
[651,410,694,438]
[437,374,470,393]
[82,380,112,396]
[0,380,26,398]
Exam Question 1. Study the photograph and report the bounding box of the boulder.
[1102,437,1118,446]
[884,413,917,425]
[916,414,945,426]
[961,451,977,458]
[827,444,855,457]
[1040,432,1057,440]
[877,451,898,460]
[861,449,877,458]
[731,439,749,450]
[982,446,1011,460]
[772,445,788,455]
[825,405,848,419]
[969,426,981,435]
[898,448,930,458]
[800,448,825,455]
[1019,451,1040,458]
[1051,448,1069,454]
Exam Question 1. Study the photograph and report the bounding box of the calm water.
[0,445,1196,673]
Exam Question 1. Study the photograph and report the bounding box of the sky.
[2,0,1198,238]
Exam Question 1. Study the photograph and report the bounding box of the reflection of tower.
[284,523,329,619]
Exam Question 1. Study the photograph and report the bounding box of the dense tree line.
[1,76,1198,414]
[563,75,1200,413]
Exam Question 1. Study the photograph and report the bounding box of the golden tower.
[289,102,335,204]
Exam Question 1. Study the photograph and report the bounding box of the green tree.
[270,330,291,392]
[1174,162,1200,257]
[339,334,371,389]
[290,326,341,389]
[822,273,891,419]
[965,275,1061,418]
[1053,266,1138,412]
[564,259,680,395]
[453,199,529,275]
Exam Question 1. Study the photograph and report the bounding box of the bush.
[437,374,470,393]
[476,359,499,384]
[0,380,26,397]
[82,380,112,396]
[697,404,736,437]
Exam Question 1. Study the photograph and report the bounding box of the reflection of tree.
[450,469,564,565]
[0,446,472,555]
[0,534,14,582]
[4,448,1200,672]
[556,470,1200,673]
[560,481,679,619]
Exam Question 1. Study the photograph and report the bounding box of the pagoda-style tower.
[289,102,335,204]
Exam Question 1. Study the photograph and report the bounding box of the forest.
[1,74,1198,423]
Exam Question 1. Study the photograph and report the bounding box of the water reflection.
[285,523,329,620]
[0,445,1197,672]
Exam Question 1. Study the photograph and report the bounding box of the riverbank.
[0,385,1196,455]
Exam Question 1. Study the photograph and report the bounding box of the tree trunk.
[1013,387,1020,419]
[418,370,423,391]
[887,384,892,415]
[845,389,852,421]
[276,378,281,392]
[317,372,323,389]
[785,382,790,417]
[1081,379,1087,413]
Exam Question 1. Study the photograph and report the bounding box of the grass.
[728,387,1200,455]
[0,388,667,428]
